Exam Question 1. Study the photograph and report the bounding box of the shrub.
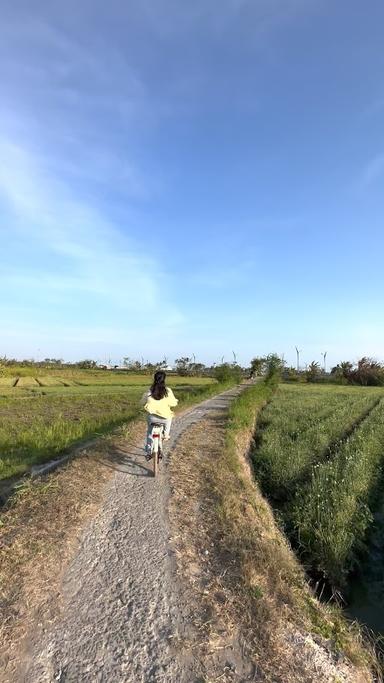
[213,363,243,384]
[284,367,301,382]
[264,353,285,386]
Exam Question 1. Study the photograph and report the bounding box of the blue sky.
[1,1,383,367]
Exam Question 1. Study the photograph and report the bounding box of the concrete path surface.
[24,384,247,683]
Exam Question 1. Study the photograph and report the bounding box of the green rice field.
[0,370,217,481]
[252,384,384,588]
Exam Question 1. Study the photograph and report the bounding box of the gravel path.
[24,384,247,683]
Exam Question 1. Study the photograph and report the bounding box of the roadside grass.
[169,382,376,681]
[0,377,224,481]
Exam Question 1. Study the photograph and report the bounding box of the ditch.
[347,496,384,640]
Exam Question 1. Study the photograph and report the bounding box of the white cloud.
[0,136,182,322]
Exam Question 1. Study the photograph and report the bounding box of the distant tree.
[250,356,266,377]
[143,361,156,374]
[77,359,97,369]
[285,367,300,382]
[353,357,384,386]
[331,361,353,383]
[306,361,321,383]
[123,357,142,372]
[174,357,192,376]
[189,362,205,376]
[264,353,285,386]
[340,360,353,377]
[331,358,384,386]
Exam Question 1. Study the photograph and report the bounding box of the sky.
[1,0,383,368]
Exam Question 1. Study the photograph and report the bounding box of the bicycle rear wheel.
[153,441,158,477]
[150,424,164,477]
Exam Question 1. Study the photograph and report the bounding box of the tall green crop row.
[291,399,384,587]
[253,386,381,500]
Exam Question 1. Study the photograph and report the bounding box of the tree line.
[2,354,383,386]
[250,355,384,386]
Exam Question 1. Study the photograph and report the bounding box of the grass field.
[252,383,384,588]
[0,371,214,397]
[0,370,218,481]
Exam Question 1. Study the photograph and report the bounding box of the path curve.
[24,384,248,683]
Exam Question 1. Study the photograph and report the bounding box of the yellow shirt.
[142,387,178,419]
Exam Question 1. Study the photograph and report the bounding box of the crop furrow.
[289,398,384,589]
[252,391,378,502]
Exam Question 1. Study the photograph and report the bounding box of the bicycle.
[146,422,165,477]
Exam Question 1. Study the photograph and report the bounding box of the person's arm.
[140,389,151,407]
[166,387,178,407]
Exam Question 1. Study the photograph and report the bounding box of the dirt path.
[22,384,247,683]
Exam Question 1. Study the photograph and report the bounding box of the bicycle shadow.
[99,401,230,478]
[101,444,153,478]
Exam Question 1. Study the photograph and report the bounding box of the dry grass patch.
[0,419,144,681]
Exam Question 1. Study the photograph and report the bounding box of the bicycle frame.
[149,423,165,476]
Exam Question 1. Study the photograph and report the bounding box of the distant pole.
[221,355,225,364]
[295,346,301,372]
[321,351,327,373]
[192,353,196,364]
[232,350,237,364]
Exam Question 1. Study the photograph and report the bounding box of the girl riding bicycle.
[141,371,178,454]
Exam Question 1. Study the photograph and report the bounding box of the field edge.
[168,381,378,681]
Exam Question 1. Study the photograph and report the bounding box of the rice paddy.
[0,370,217,481]
[252,384,384,588]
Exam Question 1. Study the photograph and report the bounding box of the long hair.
[150,370,168,400]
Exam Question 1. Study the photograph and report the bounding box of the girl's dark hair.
[150,370,168,400]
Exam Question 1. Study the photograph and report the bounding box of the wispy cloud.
[0,136,183,332]
[0,6,189,357]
